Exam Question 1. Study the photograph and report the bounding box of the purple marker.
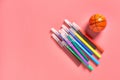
[59,30,89,66]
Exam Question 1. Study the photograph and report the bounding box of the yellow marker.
[70,28,101,58]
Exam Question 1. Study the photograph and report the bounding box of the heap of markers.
[51,19,103,71]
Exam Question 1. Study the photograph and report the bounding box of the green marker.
[67,35,89,61]
[61,28,89,61]
[66,46,93,71]
[51,33,93,71]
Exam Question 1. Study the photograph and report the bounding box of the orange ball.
[89,14,107,32]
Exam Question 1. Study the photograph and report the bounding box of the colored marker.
[51,33,93,71]
[51,28,88,62]
[70,28,101,58]
[61,26,99,65]
[64,19,103,53]
[62,25,93,55]
[59,30,89,66]
[64,19,101,58]
[72,22,104,53]
[61,28,89,61]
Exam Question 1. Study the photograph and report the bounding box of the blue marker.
[62,25,100,65]
[62,25,93,55]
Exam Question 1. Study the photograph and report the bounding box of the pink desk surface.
[0,0,120,80]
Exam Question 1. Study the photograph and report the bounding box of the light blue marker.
[62,25,100,65]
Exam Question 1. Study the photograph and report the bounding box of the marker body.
[73,30,101,58]
[66,45,93,71]
[67,35,89,61]
[72,22,104,53]
[67,35,100,65]
[60,34,89,66]
[69,30,93,55]
[51,33,93,70]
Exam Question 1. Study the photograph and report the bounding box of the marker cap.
[51,34,63,47]
[51,28,59,36]
[62,25,69,33]
[59,30,68,40]
[72,22,80,30]
[69,28,76,33]
[88,65,94,71]
[51,34,60,43]
[64,19,73,27]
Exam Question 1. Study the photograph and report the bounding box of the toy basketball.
[89,14,107,32]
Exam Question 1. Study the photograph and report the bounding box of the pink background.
[0,0,120,80]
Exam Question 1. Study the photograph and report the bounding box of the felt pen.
[62,25,93,55]
[70,28,101,58]
[51,33,93,71]
[60,28,89,61]
[64,20,101,58]
[61,27,99,65]
[64,19,103,53]
[51,28,88,61]
[72,22,104,53]
[58,30,89,66]
[51,28,88,62]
